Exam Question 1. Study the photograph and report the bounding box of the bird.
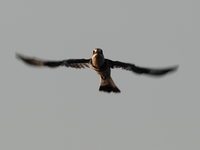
[16,48,178,93]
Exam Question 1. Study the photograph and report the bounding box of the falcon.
[16,48,178,93]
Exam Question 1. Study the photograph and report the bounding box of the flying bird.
[16,48,178,93]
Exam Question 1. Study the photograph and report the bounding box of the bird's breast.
[91,54,105,68]
[90,56,110,76]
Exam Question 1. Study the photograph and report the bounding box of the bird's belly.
[90,63,110,76]
[92,56,104,68]
[91,54,110,76]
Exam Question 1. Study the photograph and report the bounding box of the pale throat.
[92,54,105,68]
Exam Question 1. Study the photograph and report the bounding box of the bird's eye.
[93,49,97,54]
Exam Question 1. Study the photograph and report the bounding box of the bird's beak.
[93,49,103,55]
[93,51,98,54]
[93,49,99,55]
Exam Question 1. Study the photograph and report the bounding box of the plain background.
[1,0,200,150]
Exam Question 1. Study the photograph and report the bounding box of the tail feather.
[99,76,120,93]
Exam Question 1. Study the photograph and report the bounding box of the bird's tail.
[99,76,120,93]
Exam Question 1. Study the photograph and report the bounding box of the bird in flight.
[16,48,178,93]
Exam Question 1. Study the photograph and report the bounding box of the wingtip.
[15,53,28,62]
[171,65,179,72]
[16,53,27,63]
[160,65,179,75]
[15,52,22,59]
[16,52,28,60]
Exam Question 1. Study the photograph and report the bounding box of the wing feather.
[16,53,90,69]
[106,59,178,76]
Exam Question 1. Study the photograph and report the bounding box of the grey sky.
[1,0,200,149]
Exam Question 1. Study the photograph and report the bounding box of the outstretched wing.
[16,53,90,69]
[106,59,178,76]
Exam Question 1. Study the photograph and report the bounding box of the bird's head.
[93,48,103,55]
[92,48,105,67]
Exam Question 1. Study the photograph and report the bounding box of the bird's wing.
[106,59,178,76]
[16,53,90,69]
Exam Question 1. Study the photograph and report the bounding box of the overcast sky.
[1,0,200,150]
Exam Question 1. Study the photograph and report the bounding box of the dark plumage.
[16,49,178,93]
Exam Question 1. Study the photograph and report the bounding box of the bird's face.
[92,48,105,67]
[93,48,103,56]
